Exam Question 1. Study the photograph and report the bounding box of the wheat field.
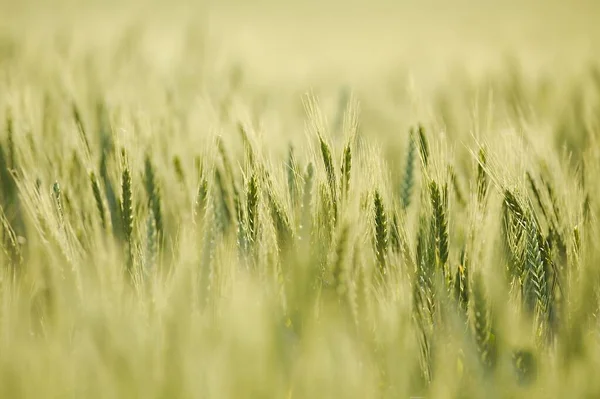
[1,1,600,398]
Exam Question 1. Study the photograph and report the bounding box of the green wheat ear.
[300,162,314,242]
[6,110,15,170]
[238,123,255,167]
[316,182,335,247]
[0,207,22,268]
[448,165,465,207]
[145,208,157,276]
[502,189,527,280]
[453,248,469,314]
[573,225,581,254]
[476,147,488,204]
[472,271,494,371]
[217,137,236,185]
[513,349,537,385]
[99,147,122,240]
[144,156,163,237]
[195,177,209,223]
[72,103,91,156]
[400,130,416,209]
[286,144,298,205]
[318,135,338,223]
[214,167,233,234]
[121,150,134,271]
[173,155,186,189]
[246,171,259,245]
[331,223,350,296]
[526,171,549,223]
[90,172,106,230]
[389,212,401,254]
[523,219,551,341]
[417,125,429,168]
[372,190,388,276]
[53,181,64,227]
[415,210,435,325]
[429,180,449,284]
[267,186,293,252]
[340,140,351,203]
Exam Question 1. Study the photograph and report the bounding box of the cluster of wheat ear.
[1,8,600,399]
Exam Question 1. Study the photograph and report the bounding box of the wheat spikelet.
[340,141,351,204]
[53,181,64,227]
[267,188,293,252]
[318,135,338,223]
[429,181,449,284]
[121,150,134,272]
[331,223,350,297]
[235,190,248,255]
[144,156,163,237]
[217,137,235,185]
[90,172,106,230]
[401,131,416,209]
[512,349,537,385]
[238,123,255,167]
[526,171,549,223]
[417,125,429,168]
[314,182,335,265]
[415,211,436,328]
[390,212,401,254]
[195,177,209,223]
[214,167,233,234]
[286,144,298,206]
[72,103,91,157]
[543,177,562,226]
[471,271,494,370]
[300,163,314,245]
[0,204,23,269]
[145,208,157,276]
[476,147,488,204]
[99,147,122,239]
[373,190,388,276]
[414,301,433,384]
[173,155,186,189]
[453,248,469,314]
[5,110,15,170]
[502,189,528,282]
[448,165,465,207]
[524,220,551,342]
[246,171,259,245]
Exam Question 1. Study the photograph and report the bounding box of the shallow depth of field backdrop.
[1,0,600,398]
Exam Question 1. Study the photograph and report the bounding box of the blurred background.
[1,0,599,162]
[2,0,599,86]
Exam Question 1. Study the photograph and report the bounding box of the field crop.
[1,1,600,398]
